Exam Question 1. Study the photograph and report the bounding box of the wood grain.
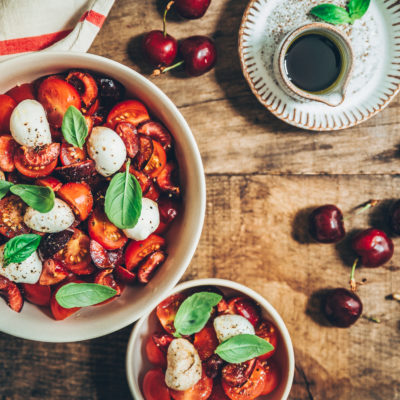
[1,0,400,399]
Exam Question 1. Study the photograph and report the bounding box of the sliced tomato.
[114,265,137,284]
[138,250,166,284]
[143,368,171,400]
[50,279,84,320]
[138,121,173,151]
[194,323,219,361]
[260,360,280,396]
[35,176,63,192]
[21,283,51,306]
[54,229,94,275]
[86,98,99,116]
[144,140,167,178]
[93,268,122,305]
[37,77,81,127]
[156,162,180,197]
[90,239,112,269]
[222,360,256,388]
[85,115,94,134]
[66,70,98,110]
[222,360,266,400]
[57,182,93,221]
[0,95,17,134]
[125,234,166,271]
[209,381,230,400]
[156,293,186,335]
[171,371,213,400]
[129,165,151,193]
[135,136,153,170]
[255,319,278,361]
[107,99,150,129]
[144,182,161,202]
[145,335,167,368]
[39,258,69,286]
[0,135,17,172]
[0,276,23,312]
[115,122,139,158]
[157,196,180,233]
[6,83,35,103]
[88,207,128,250]
[0,195,30,238]
[60,142,87,166]
[55,159,96,182]
[227,297,261,327]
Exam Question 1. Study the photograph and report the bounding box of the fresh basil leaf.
[174,292,223,337]
[105,160,142,229]
[61,105,88,149]
[215,334,275,364]
[55,283,117,308]
[0,180,13,200]
[310,4,352,25]
[348,0,370,21]
[10,184,55,213]
[3,234,41,267]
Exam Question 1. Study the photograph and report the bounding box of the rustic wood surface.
[1,0,400,399]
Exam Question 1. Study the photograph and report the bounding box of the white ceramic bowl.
[126,279,295,400]
[0,52,206,342]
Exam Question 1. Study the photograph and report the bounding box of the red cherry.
[309,204,345,244]
[173,0,211,19]
[143,30,178,67]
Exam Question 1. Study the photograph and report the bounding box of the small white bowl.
[0,52,206,342]
[126,278,295,400]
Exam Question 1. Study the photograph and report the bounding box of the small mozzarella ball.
[165,338,202,391]
[24,199,75,233]
[213,314,255,343]
[123,198,159,241]
[0,245,42,284]
[10,100,52,147]
[87,126,127,177]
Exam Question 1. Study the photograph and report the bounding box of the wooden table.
[1,1,400,399]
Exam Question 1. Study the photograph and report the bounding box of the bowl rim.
[126,278,295,400]
[0,51,206,342]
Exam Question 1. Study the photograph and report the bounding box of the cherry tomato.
[209,382,230,400]
[0,276,23,312]
[90,239,112,269]
[156,293,186,335]
[222,360,266,400]
[157,196,180,234]
[260,360,280,396]
[144,182,161,202]
[137,250,166,284]
[125,234,165,271]
[93,268,122,305]
[57,182,93,221]
[54,229,94,275]
[0,135,17,172]
[157,162,180,196]
[194,323,219,361]
[255,319,278,361]
[222,360,256,388]
[88,207,128,250]
[0,195,30,238]
[37,77,81,127]
[135,136,153,170]
[66,70,98,110]
[115,122,139,158]
[35,176,63,192]
[170,371,213,400]
[55,159,96,182]
[60,142,87,166]
[138,121,173,151]
[145,336,167,368]
[144,140,167,178]
[6,83,35,103]
[227,297,261,327]
[129,165,151,193]
[85,115,94,134]
[50,279,84,320]
[39,258,68,286]
[143,368,171,400]
[21,283,51,306]
[86,98,99,116]
[107,99,150,129]
[0,95,16,134]
[114,265,137,284]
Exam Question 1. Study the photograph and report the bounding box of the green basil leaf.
[61,105,88,149]
[104,160,142,229]
[3,233,41,267]
[348,0,370,21]
[0,180,13,200]
[215,334,275,364]
[55,283,117,308]
[310,4,352,25]
[10,184,55,213]
[174,292,223,336]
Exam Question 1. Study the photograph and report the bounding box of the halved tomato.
[57,182,93,221]
[255,319,278,361]
[156,162,180,196]
[0,95,17,134]
[260,360,280,396]
[115,122,139,158]
[85,115,94,134]
[222,360,256,388]
[128,165,151,193]
[143,140,167,178]
[35,176,63,192]
[143,369,171,400]
[194,323,219,361]
[138,121,173,151]
[39,258,69,286]
[0,276,23,312]
[50,279,84,320]
[135,136,153,170]
[170,371,213,400]
[90,239,112,269]
[144,182,161,202]
[37,77,81,127]
[114,265,137,284]
[55,159,96,182]
[125,234,166,271]
[156,293,186,335]
[6,83,35,103]
[227,297,261,327]
[66,70,98,110]
[0,135,17,172]
[93,268,122,305]
[0,195,30,238]
[21,283,51,306]
[137,250,166,284]
[60,142,87,166]
[145,335,167,368]
[88,207,128,250]
[107,100,150,129]
[158,196,179,226]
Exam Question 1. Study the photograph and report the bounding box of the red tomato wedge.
[66,70,98,110]
[143,368,171,400]
[255,319,278,361]
[170,371,213,400]
[114,265,137,284]
[35,176,63,192]
[60,142,87,166]
[50,279,84,320]
[0,195,30,238]
[58,182,93,221]
[260,360,280,395]
[107,99,150,128]
[0,276,23,312]
[209,382,230,400]
[0,135,17,172]
[145,336,167,368]
[0,95,16,134]
[143,140,167,178]
[194,323,219,361]
[21,283,51,307]
[6,83,35,103]
[156,293,186,335]
[39,258,69,286]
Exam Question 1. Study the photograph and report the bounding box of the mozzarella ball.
[10,99,52,147]
[87,126,127,177]
[0,245,42,284]
[123,198,160,241]
[165,338,202,391]
[213,314,255,343]
[24,199,75,233]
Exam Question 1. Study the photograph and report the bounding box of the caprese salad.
[142,289,281,400]
[0,69,181,319]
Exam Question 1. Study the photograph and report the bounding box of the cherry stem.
[350,258,359,292]
[343,200,379,221]
[362,315,381,324]
[163,1,175,37]
[152,60,185,77]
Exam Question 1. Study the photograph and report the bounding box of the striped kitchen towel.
[0,0,115,61]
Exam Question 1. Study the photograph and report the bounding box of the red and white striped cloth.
[0,0,115,61]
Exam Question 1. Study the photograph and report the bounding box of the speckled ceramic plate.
[239,0,400,131]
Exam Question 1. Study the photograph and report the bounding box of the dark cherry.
[323,288,363,328]
[390,200,400,235]
[173,0,211,19]
[95,77,125,105]
[142,30,178,67]
[204,354,224,379]
[352,228,394,268]
[309,204,345,244]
